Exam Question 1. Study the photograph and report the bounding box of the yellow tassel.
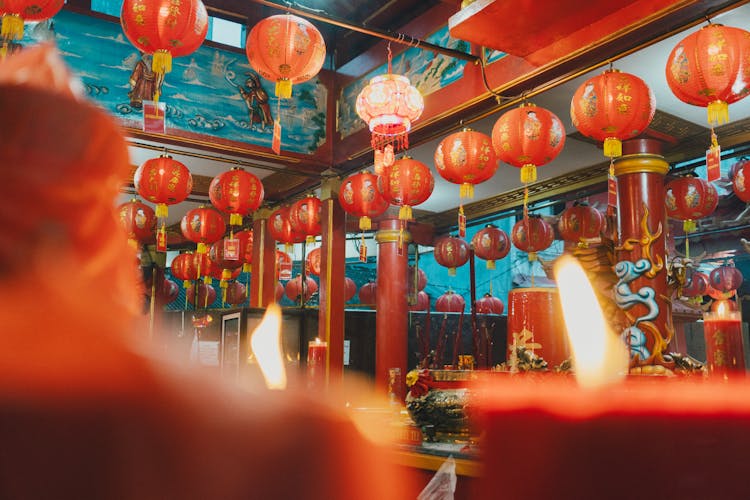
[528,252,538,262]
[276,79,292,99]
[230,213,243,226]
[155,203,169,218]
[603,137,622,158]
[359,216,372,231]
[707,100,729,126]
[399,205,412,221]
[183,280,191,289]
[487,260,496,270]
[220,279,229,289]
[306,235,315,244]
[285,243,293,253]
[683,220,697,233]
[460,183,474,199]
[448,268,456,277]
[202,276,211,285]
[197,243,208,254]
[151,49,172,74]
[520,164,537,184]
[222,289,227,305]
[221,269,231,280]
[1,14,24,41]
[243,263,251,273]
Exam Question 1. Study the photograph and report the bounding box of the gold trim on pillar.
[375,228,413,244]
[613,154,669,177]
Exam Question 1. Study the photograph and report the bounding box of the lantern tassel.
[683,220,697,233]
[221,269,231,281]
[155,203,169,218]
[230,213,243,226]
[603,137,622,158]
[359,216,372,231]
[1,14,24,41]
[197,243,208,254]
[243,263,251,273]
[306,235,315,244]
[203,276,212,285]
[399,205,412,221]
[183,280,191,289]
[528,251,538,262]
[707,100,729,126]
[448,267,457,277]
[460,183,474,199]
[276,78,292,99]
[152,49,172,74]
[486,260,496,270]
[520,164,537,184]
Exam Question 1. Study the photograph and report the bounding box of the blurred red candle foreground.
[703,308,745,378]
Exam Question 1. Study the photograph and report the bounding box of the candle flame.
[554,255,628,388]
[250,303,287,390]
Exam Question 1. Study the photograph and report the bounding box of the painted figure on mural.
[128,53,163,109]
[238,72,273,130]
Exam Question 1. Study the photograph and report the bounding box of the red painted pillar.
[375,217,410,397]
[614,138,672,367]
[318,179,346,385]
[250,209,277,308]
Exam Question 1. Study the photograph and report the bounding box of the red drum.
[507,287,569,369]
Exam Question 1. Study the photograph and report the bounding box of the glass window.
[208,17,245,48]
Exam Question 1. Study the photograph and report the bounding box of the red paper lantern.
[434,235,470,276]
[209,238,244,271]
[209,167,264,227]
[408,266,427,295]
[665,176,719,232]
[511,215,554,258]
[134,154,193,219]
[117,198,156,245]
[732,159,750,203]
[121,0,208,101]
[268,206,305,249]
[435,290,465,313]
[707,284,735,301]
[208,259,241,282]
[359,281,377,305]
[709,265,744,293]
[145,277,179,305]
[558,202,605,247]
[0,0,64,41]
[276,250,292,281]
[377,157,434,221]
[245,14,325,98]
[344,277,357,302]
[289,195,322,242]
[285,275,318,303]
[180,206,226,254]
[476,293,505,315]
[435,128,498,199]
[225,280,247,306]
[472,224,511,270]
[666,24,750,126]
[491,103,565,185]
[186,282,216,308]
[275,281,284,302]
[305,247,321,276]
[682,271,709,298]
[338,171,390,230]
[408,291,430,312]
[234,229,254,272]
[570,69,655,158]
[171,252,210,288]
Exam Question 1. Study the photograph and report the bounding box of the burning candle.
[250,303,286,390]
[703,301,746,378]
[307,337,328,388]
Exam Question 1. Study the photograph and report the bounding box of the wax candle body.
[703,311,745,377]
[307,339,328,388]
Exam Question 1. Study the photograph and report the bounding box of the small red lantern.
[707,284,735,301]
[472,224,511,270]
[408,266,427,295]
[409,291,430,312]
[234,229,253,272]
[180,206,226,254]
[306,247,321,276]
[434,235,470,276]
[435,128,498,199]
[435,290,465,313]
[276,250,292,281]
[732,159,750,203]
[344,277,357,302]
[171,252,210,288]
[289,195,322,243]
[225,281,247,306]
[269,206,305,250]
[117,198,156,246]
[339,171,390,231]
[209,238,244,288]
[666,24,750,126]
[570,69,655,158]
[0,0,64,43]
[665,175,718,233]
[208,259,241,282]
[275,281,284,302]
[186,282,216,308]
[476,293,504,315]
[558,202,605,247]
[121,0,208,101]
[246,14,326,99]
[709,265,744,293]
[359,281,377,305]
[511,215,554,259]
[377,157,434,221]
[491,103,565,186]
[146,277,179,305]
[285,274,318,303]
[209,167,264,227]
[682,271,709,298]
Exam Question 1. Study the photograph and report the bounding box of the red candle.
[307,338,328,388]
[703,308,745,378]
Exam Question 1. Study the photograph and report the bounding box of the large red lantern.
[732,159,750,203]
[682,270,709,298]
[434,235,470,276]
[0,0,64,43]
[435,290,465,313]
[117,198,156,246]
[171,252,210,288]
[285,274,318,303]
[245,14,325,98]
[209,167,264,227]
[268,206,304,250]
[570,69,655,158]
[558,202,605,247]
[344,277,357,302]
[491,103,565,186]
[359,281,377,305]
[134,154,193,220]
[408,291,430,312]
[305,247,321,276]
[709,265,744,293]
[289,195,322,243]
[471,224,511,270]
[338,171,390,231]
[476,293,504,315]
[435,128,498,199]
[180,206,226,254]
[666,24,750,126]
[186,282,216,308]
[225,280,247,306]
[377,157,434,221]
[665,176,718,233]
[511,215,554,259]
[121,0,208,101]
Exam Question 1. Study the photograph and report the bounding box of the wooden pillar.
[250,208,276,308]
[318,177,346,384]
[375,218,410,397]
[614,138,672,367]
